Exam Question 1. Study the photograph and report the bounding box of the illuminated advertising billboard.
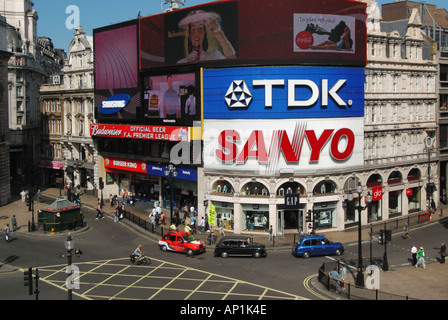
[139,0,366,69]
[142,71,200,126]
[104,157,147,175]
[202,65,365,174]
[90,124,190,142]
[94,21,140,122]
[203,118,364,174]
[202,66,365,119]
[140,1,238,69]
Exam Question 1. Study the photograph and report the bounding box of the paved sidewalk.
[1,187,447,300]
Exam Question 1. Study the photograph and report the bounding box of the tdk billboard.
[202,66,365,119]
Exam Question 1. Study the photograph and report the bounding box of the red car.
[158,230,206,256]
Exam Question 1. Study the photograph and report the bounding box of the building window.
[393,135,397,155]
[372,137,377,156]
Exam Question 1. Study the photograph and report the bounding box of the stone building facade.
[39,26,96,194]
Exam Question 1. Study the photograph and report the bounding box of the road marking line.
[147,267,188,300]
[184,273,213,300]
[303,274,330,300]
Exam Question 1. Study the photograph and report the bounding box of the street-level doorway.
[277,208,304,235]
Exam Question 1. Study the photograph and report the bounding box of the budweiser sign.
[90,124,189,142]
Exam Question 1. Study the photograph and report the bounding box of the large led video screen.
[139,0,366,69]
[94,21,140,122]
[140,1,238,69]
[142,71,200,126]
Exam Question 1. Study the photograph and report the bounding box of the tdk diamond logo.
[225,80,253,108]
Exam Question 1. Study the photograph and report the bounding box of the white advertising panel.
[203,118,364,175]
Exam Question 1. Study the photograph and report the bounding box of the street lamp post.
[65,234,74,300]
[347,182,372,287]
[164,163,178,222]
[425,135,434,212]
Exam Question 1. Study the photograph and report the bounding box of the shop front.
[103,156,198,209]
[37,160,64,188]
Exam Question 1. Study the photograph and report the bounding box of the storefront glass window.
[242,204,269,232]
[389,190,402,216]
[313,202,337,229]
[241,182,269,196]
[408,187,421,211]
[276,182,305,197]
[367,174,383,222]
[214,202,234,230]
[313,180,337,195]
[212,180,234,194]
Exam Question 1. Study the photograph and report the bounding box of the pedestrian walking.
[149,214,156,232]
[96,203,104,220]
[11,215,17,231]
[340,264,348,292]
[4,224,11,242]
[411,245,418,266]
[415,247,426,269]
[20,189,26,202]
[440,242,446,264]
[199,217,205,234]
[114,209,119,223]
[404,223,411,240]
[155,203,161,226]
[329,268,341,293]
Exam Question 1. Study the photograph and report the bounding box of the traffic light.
[379,229,392,243]
[24,268,33,296]
[306,210,311,222]
[99,177,104,190]
[385,229,392,242]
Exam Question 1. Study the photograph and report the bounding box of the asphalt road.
[0,199,446,304]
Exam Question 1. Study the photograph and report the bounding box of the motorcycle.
[129,253,151,265]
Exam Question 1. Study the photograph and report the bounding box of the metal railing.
[318,260,418,300]
[348,210,434,241]
[121,210,167,236]
[40,219,85,234]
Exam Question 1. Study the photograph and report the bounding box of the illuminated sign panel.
[94,21,140,121]
[202,66,365,119]
[104,157,147,174]
[142,71,200,126]
[90,124,190,142]
[203,118,364,174]
[139,0,366,69]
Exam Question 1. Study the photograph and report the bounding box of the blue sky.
[33,0,448,52]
